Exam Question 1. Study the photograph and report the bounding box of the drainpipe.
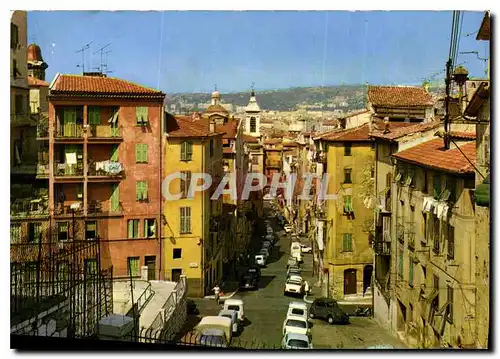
[201,137,206,296]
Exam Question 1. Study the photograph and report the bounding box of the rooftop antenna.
[93,43,112,73]
[75,42,93,73]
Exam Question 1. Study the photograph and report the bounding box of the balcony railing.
[37,122,49,138]
[87,160,124,178]
[54,163,84,177]
[54,202,84,216]
[37,163,49,177]
[88,125,123,139]
[11,199,49,218]
[87,200,123,217]
[55,123,84,138]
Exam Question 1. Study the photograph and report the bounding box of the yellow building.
[314,124,375,299]
[163,114,225,297]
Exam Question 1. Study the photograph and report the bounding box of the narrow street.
[188,201,407,349]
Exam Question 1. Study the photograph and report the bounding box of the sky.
[27,11,489,94]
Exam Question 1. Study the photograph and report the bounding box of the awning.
[475,174,490,207]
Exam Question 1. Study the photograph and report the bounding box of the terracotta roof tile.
[368,86,433,107]
[393,138,476,174]
[50,74,164,98]
[323,119,339,126]
[283,141,298,147]
[370,121,441,141]
[242,134,259,143]
[449,132,476,140]
[166,115,224,138]
[28,76,49,87]
[205,104,229,114]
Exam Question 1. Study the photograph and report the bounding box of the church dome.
[206,104,229,114]
[27,43,44,62]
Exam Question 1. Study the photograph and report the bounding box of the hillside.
[165,85,367,112]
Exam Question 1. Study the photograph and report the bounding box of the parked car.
[196,316,232,345]
[287,257,299,269]
[246,265,261,279]
[259,248,270,259]
[255,254,266,267]
[218,310,239,334]
[282,315,311,336]
[284,275,303,296]
[239,273,258,290]
[284,224,293,233]
[223,299,245,322]
[266,227,273,235]
[290,242,303,263]
[199,329,228,348]
[287,264,301,276]
[300,244,313,253]
[309,298,349,324]
[282,333,313,349]
[287,301,309,321]
[262,241,273,250]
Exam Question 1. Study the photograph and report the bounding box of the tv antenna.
[76,42,93,73]
[93,43,112,74]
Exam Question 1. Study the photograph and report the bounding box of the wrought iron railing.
[55,123,84,138]
[88,125,123,139]
[54,163,84,177]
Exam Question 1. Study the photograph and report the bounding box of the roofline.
[49,73,60,90]
[392,156,475,175]
[48,92,166,100]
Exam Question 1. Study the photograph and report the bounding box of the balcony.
[53,163,84,180]
[88,125,123,142]
[54,201,84,217]
[11,163,37,175]
[36,163,50,178]
[10,198,49,219]
[87,200,124,217]
[87,160,124,181]
[374,239,391,255]
[36,122,49,139]
[54,123,84,140]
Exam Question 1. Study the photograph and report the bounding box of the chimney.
[423,81,430,93]
[209,120,216,133]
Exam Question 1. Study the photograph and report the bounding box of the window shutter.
[89,107,100,125]
[144,219,148,238]
[128,220,133,238]
[143,181,148,199]
[136,144,141,163]
[187,142,193,159]
[136,181,141,201]
[186,207,191,233]
[111,144,119,162]
[111,184,119,212]
[143,144,148,162]
[180,207,185,233]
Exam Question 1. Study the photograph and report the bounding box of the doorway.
[171,268,182,282]
[344,269,357,295]
[363,265,373,295]
[145,256,156,281]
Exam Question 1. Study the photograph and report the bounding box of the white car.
[282,315,310,336]
[284,225,293,234]
[255,254,266,267]
[287,301,308,321]
[282,333,313,349]
[284,275,303,296]
[300,244,312,253]
[223,299,244,322]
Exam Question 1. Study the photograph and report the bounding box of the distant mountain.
[165,85,367,112]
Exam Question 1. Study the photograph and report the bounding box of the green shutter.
[136,181,141,201]
[187,142,193,159]
[143,181,148,199]
[111,144,119,162]
[136,144,141,163]
[64,108,77,137]
[128,220,133,238]
[88,107,100,125]
[143,144,148,162]
[111,184,120,212]
[433,175,441,199]
[136,107,148,124]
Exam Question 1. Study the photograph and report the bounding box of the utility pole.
[443,59,452,150]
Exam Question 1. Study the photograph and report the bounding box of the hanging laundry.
[65,151,77,165]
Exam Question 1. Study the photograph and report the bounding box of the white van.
[196,316,232,344]
[290,242,303,263]
[224,299,245,322]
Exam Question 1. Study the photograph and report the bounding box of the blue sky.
[28,11,489,93]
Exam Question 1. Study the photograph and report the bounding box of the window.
[423,213,428,243]
[433,174,441,199]
[127,219,139,238]
[343,195,353,213]
[84,258,98,275]
[15,94,23,114]
[409,260,414,287]
[180,171,192,198]
[386,172,392,188]
[180,207,191,234]
[136,107,148,125]
[344,143,352,156]
[398,245,404,279]
[423,170,428,193]
[432,275,439,311]
[127,257,140,277]
[342,233,353,252]
[210,139,214,157]
[250,117,257,133]
[173,248,182,259]
[88,107,101,125]
[446,285,454,323]
[135,144,148,163]
[181,141,193,161]
[171,268,183,282]
[144,219,156,238]
[252,156,258,164]
[11,23,19,49]
[371,167,375,179]
[344,168,352,184]
[85,221,97,240]
[136,181,148,201]
[11,223,21,244]
[447,224,455,259]
[57,222,69,241]
[433,215,440,254]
